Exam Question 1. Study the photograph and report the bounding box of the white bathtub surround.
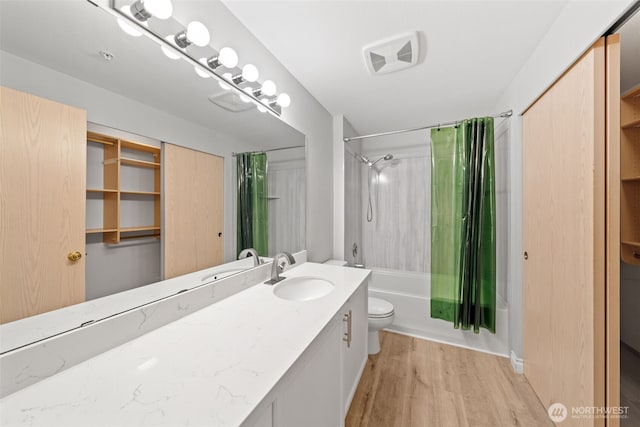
[0,253,309,397]
[0,262,370,426]
[368,268,509,356]
[361,150,430,272]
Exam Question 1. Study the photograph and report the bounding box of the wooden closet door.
[0,86,87,323]
[523,39,606,426]
[163,143,224,279]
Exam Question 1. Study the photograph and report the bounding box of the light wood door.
[523,39,606,426]
[0,86,87,324]
[605,34,621,427]
[163,143,224,279]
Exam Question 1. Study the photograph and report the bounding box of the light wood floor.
[621,342,640,427]
[346,331,552,427]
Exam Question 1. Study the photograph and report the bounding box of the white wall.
[0,51,253,266]
[493,0,637,358]
[169,0,335,263]
[2,0,336,264]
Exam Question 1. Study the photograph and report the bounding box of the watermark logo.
[547,403,629,422]
[548,403,568,422]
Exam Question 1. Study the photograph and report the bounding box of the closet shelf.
[621,176,640,183]
[120,190,160,196]
[86,228,118,234]
[86,188,118,193]
[621,84,640,129]
[120,157,160,168]
[120,226,161,233]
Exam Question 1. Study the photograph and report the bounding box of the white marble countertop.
[0,257,267,353]
[0,262,370,427]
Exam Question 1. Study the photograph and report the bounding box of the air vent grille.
[363,31,420,75]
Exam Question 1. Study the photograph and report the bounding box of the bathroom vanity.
[0,262,369,426]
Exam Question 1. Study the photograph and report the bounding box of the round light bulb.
[118,19,141,37]
[218,47,238,68]
[276,93,291,108]
[186,21,210,47]
[144,0,173,20]
[261,80,277,97]
[219,73,232,90]
[241,87,253,103]
[161,35,181,60]
[242,64,259,83]
[195,58,209,78]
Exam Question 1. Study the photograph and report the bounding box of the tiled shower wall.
[361,149,430,272]
[267,159,306,256]
[344,142,363,266]
[345,123,509,303]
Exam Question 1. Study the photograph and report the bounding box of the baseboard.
[510,350,524,374]
[344,356,368,415]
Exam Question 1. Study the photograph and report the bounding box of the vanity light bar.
[92,0,285,117]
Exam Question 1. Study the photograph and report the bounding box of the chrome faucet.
[264,252,296,285]
[238,248,262,267]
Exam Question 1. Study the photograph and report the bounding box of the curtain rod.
[232,144,305,156]
[343,110,513,142]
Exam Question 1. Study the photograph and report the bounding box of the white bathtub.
[366,268,509,356]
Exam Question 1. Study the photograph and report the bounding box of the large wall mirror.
[0,0,306,351]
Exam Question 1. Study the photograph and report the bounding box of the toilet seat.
[368,297,394,318]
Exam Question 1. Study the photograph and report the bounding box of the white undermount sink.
[273,276,334,302]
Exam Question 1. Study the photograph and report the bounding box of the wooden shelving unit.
[621,85,640,264]
[86,131,161,244]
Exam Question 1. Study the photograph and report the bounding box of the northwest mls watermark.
[548,402,629,422]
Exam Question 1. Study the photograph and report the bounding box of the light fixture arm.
[173,30,190,48]
[101,0,282,116]
[129,0,151,21]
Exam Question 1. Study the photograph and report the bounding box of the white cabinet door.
[277,319,342,427]
[341,283,368,415]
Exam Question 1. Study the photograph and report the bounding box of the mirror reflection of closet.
[617,8,640,426]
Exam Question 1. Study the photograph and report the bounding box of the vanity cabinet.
[276,319,342,427]
[244,280,368,427]
[340,282,368,414]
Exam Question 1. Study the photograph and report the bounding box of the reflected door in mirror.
[163,143,224,279]
[0,86,87,324]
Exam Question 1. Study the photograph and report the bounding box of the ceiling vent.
[363,31,419,75]
[208,91,255,113]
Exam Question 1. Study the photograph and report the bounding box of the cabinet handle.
[524,251,528,260]
[67,251,82,262]
[343,310,352,348]
[633,251,640,259]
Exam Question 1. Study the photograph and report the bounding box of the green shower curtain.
[430,118,496,333]
[236,152,268,257]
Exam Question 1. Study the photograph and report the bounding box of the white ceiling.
[223,0,570,135]
[0,1,303,150]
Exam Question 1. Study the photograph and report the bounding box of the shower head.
[370,154,394,166]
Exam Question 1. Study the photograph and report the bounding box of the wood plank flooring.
[346,331,552,427]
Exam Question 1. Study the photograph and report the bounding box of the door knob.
[67,251,82,262]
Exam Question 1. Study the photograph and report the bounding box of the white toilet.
[323,260,395,355]
[367,297,394,355]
